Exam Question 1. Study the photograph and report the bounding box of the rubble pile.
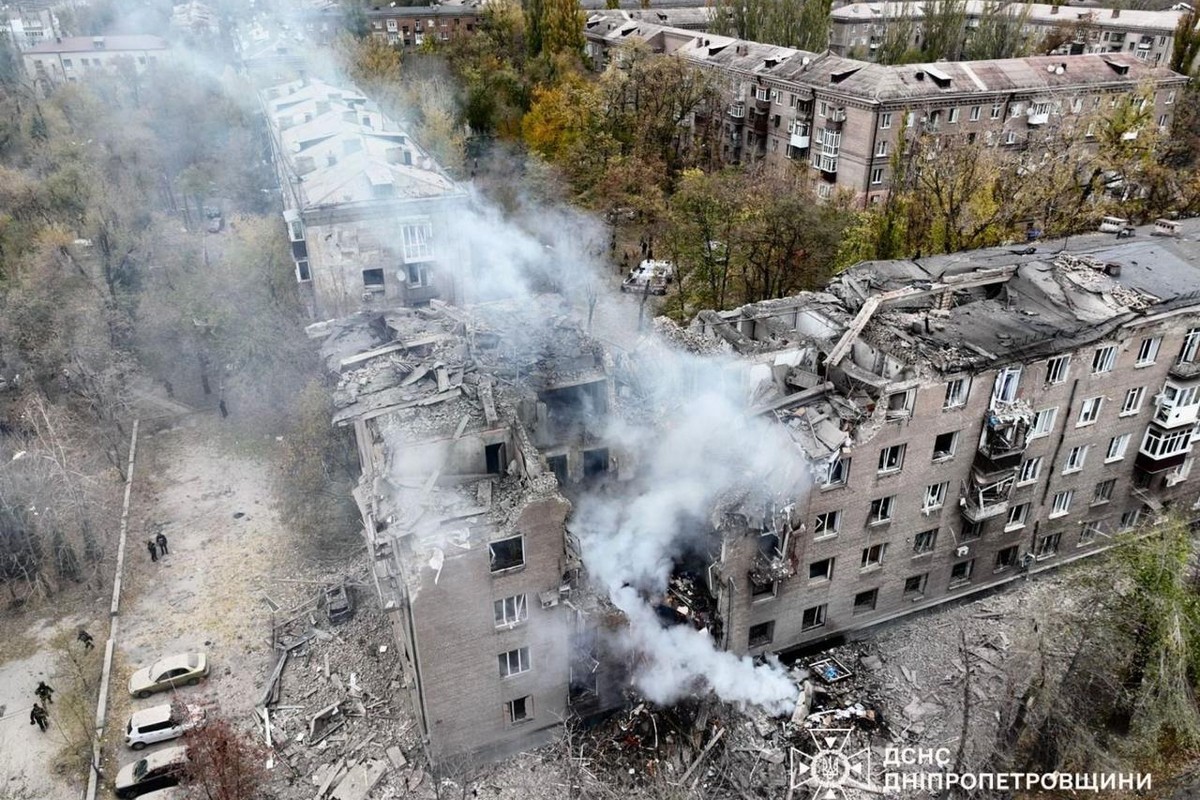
[253,567,428,800]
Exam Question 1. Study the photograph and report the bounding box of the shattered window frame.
[860,543,886,570]
[1135,336,1161,367]
[912,529,937,555]
[1006,503,1029,530]
[1080,521,1105,544]
[943,377,970,409]
[808,558,834,582]
[903,573,927,596]
[1106,434,1130,462]
[822,456,850,488]
[1036,532,1062,559]
[877,443,906,474]
[1077,397,1103,426]
[813,510,841,538]
[1050,490,1074,517]
[1120,508,1144,529]
[489,536,525,574]
[1045,355,1071,385]
[867,496,894,526]
[748,621,775,647]
[949,559,975,587]
[994,546,1019,572]
[1030,407,1058,438]
[922,482,947,512]
[801,604,827,631]
[1092,478,1116,504]
[932,430,959,461]
[493,594,528,628]
[852,589,878,615]
[1120,386,1145,416]
[1178,328,1200,365]
[1017,456,1042,484]
[1063,445,1088,474]
[505,696,532,725]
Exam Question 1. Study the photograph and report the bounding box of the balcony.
[1169,361,1200,381]
[960,471,1015,522]
[825,109,846,132]
[978,407,1032,463]
[960,496,1009,522]
[1026,108,1050,126]
[1154,400,1200,429]
[790,131,810,150]
[728,102,746,121]
[750,551,795,584]
[753,92,771,112]
[1135,423,1195,473]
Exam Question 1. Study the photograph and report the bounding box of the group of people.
[147,530,170,562]
[29,631,94,731]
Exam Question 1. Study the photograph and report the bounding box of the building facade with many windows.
[690,219,1200,655]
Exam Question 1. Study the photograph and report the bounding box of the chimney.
[1112,7,1120,17]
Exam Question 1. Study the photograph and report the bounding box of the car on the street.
[325,582,354,625]
[125,702,206,750]
[128,653,210,699]
[114,745,189,798]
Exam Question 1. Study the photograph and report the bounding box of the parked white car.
[125,703,205,750]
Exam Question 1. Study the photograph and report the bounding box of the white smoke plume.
[574,347,810,715]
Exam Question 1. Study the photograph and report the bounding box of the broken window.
[1178,328,1200,365]
[1120,387,1144,416]
[489,536,524,573]
[960,520,983,541]
[1107,434,1130,461]
[853,589,878,615]
[903,574,927,597]
[296,258,311,282]
[867,497,894,525]
[1136,337,1161,366]
[1077,396,1103,426]
[485,442,507,475]
[1092,478,1116,504]
[493,595,528,627]
[1063,445,1088,473]
[1051,490,1074,517]
[505,696,532,724]
[814,510,841,538]
[1045,355,1071,385]
[362,268,385,288]
[991,367,1021,407]
[748,621,775,647]
[932,431,958,461]
[1120,508,1143,529]
[861,543,886,570]
[922,482,947,512]
[943,378,970,409]
[751,578,777,599]
[1017,457,1042,484]
[1006,503,1029,529]
[1080,521,1104,544]
[546,455,568,486]
[809,558,834,581]
[583,449,609,478]
[886,389,915,417]
[823,456,850,487]
[402,222,434,262]
[950,559,974,586]
[1091,345,1117,374]
[994,546,1019,572]
[498,647,531,678]
[406,263,430,288]
[913,529,937,554]
[1031,407,1058,437]
[1035,533,1061,559]
[877,444,906,474]
[801,605,827,631]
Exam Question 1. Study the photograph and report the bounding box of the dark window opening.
[995,545,1019,571]
[583,448,609,478]
[809,558,833,581]
[547,455,568,486]
[485,442,507,475]
[506,696,531,723]
[903,574,927,596]
[296,259,311,282]
[853,588,878,614]
[489,536,524,572]
[748,621,774,647]
[801,604,827,631]
[362,268,384,288]
[933,431,957,460]
[751,578,776,598]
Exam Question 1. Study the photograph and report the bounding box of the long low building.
[584,14,1189,205]
[829,1,1188,66]
[22,34,169,89]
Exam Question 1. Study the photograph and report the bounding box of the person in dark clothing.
[147,540,158,562]
[35,681,53,705]
[218,399,228,418]
[78,629,95,650]
[155,532,169,556]
[30,703,48,732]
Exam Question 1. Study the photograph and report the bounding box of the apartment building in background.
[261,77,468,319]
[829,1,1187,65]
[583,15,1189,205]
[690,218,1200,654]
[2,5,61,50]
[364,4,483,49]
[22,34,169,88]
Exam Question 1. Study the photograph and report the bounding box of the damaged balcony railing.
[978,404,1033,463]
[959,472,1015,521]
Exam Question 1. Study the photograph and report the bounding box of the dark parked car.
[114,745,188,798]
[203,206,223,233]
[325,583,354,625]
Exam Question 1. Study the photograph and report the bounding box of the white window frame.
[922,482,947,512]
[969,105,981,121]
[1106,433,1130,462]
[1017,457,1042,484]
[913,529,937,555]
[875,139,889,157]
[402,221,435,263]
[822,456,850,488]
[943,377,969,409]
[1077,396,1103,426]
[814,510,841,539]
[1092,478,1116,504]
[878,444,905,474]
[498,647,531,678]
[992,367,1021,406]
[1050,490,1074,518]
[1045,355,1070,385]
[1091,344,1117,374]
[1120,387,1144,416]
[861,543,886,570]
[947,107,959,123]
[1063,445,1088,474]
[1005,502,1029,530]
[493,594,528,628]
[868,496,894,525]
[1179,328,1200,365]
[1035,532,1061,559]
[880,111,892,129]
[1031,407,1058,438]
[870,167,884,185]
[1080,520,1104,544]
[1136,336,1161,366]
[1141,426,1193,459]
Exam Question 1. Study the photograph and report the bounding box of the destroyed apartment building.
[320,297,628,762]
[262,76,468,319]
[690,218,1200,657]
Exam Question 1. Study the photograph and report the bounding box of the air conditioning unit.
[539,590,560,609]
[955,545,970,557]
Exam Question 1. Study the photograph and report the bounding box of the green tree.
[919,0,968,61]
[1170,11,1200,75]
[964,1,1032,60]
[708,0,830,51]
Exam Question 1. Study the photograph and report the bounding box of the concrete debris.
[329,759,388,800]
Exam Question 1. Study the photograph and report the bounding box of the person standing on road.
[78,629,94,650]
[30,703,48,732]
[155,531,169,556]
[35,681,54,705]
[147,540,158,562]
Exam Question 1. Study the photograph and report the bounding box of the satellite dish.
[1055,65,1065,74]
[1046,64,1056,72]
[802,56,811,65]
